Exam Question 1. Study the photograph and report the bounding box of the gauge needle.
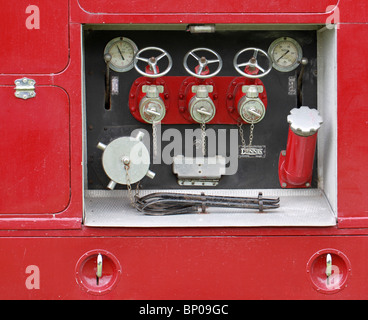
[117,45,125,60]
[276,50,290,62]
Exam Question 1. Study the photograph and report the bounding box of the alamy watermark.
[25,5,40,30]
[25,265,40,290]
[131,124,240,175]
[326,5,340,29]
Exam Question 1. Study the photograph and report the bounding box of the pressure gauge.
[104,37,138,72]
[239,99,266,124]
[268,37,303,72]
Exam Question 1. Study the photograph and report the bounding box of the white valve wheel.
[134,47,173,78]
[233,47,272,79]
[183,48,223,79]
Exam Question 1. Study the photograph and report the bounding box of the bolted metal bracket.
[173,155,226,186]
[14,77,36,100]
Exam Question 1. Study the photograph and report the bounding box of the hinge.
[14,77,36,100]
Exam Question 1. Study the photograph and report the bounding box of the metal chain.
[152,121,158,157]
[201,122,206,156]
[237,122,246,149]
[249,123,255,146]
[238,122,255,147]
[124,163,139,209]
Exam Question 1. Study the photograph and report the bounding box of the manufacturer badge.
[239,145,266,158]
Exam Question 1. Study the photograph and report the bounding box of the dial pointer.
[276,50,289,62]
[117,45,125,60]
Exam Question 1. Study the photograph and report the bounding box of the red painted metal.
[0,21,83,229]
[306,248,352,295]
[227,76,267,123]
[129,76,171,123]
[0,0,69,74]
[130,76,267,124]
[0,86,70,214]
[77,0,337,14]
[181,77,217,123]
[0,0,367,300]
[1,235,368,299]
[75,249,122,295]
[336,23,368,225]
[278,127,318,188]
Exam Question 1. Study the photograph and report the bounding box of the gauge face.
[268,37,303,72]
[240,99,266,123]
[104,37,138,72]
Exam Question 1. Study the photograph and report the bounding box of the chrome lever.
[326,253,332,285]
[96,253,103,285]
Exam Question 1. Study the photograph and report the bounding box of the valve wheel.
[134,46,173,78]
[183,48,223,79]
[233,47,272,79]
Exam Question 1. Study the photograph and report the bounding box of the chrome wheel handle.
[134,47,173,78]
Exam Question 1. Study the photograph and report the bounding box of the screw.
[122,157,130,165]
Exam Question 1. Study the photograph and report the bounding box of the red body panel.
[0,0,368,300]
[0,86,70,214]
[78,0,337,14]
[0,0,69,74]
[1,234,368,300]
[337,24,368,226]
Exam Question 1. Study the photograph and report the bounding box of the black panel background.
[84,29,318,190]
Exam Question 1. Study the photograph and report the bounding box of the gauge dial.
[240,99,266,123]
[268,37,303,72]
[104,37,138,72]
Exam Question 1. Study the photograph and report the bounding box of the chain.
[152,121,158,157]
[237,122,246,149]
[238,121,255,147]
[249,123,255,146]
[124,163,140,209]
[201,122,206,156]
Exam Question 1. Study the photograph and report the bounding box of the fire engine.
[1,0,368,300]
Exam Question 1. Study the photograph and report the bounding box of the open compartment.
[82,24,337,227]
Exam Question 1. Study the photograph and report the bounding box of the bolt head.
[122,157,130,165]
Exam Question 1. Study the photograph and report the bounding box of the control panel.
[84,26,324,221]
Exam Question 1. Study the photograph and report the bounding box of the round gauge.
[240,99,266,123]
[268,37,303,72]
[104,37,138,72]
